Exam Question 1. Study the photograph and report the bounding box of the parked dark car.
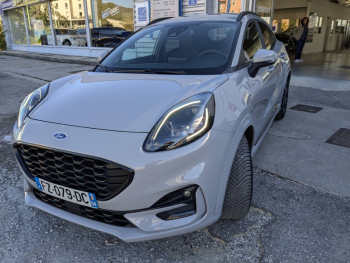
[91,27,132,47]
[275,30,296,52]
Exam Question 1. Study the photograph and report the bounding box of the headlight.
[17,84,49,128]
[144,93,215,152]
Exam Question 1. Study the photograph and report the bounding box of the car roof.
[93,27,125,29]
[151,13,263,26]
[154,13,240,24]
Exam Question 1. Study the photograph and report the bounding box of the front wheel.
[220,135,253,220]
[63,40,72,46]
[275,76,290,121]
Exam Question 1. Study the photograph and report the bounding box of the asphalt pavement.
[1,55,350,262]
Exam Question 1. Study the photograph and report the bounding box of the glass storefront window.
[7,8,28,45]
[255,0,272,25]
[318,17,323,34]
[281,19,300,33]
[336,19,341,34]
[86,0,134,47]
[50,0,88,47]
[26,2,52,45]
[341,20,347,34]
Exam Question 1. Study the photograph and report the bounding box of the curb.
[0,51,97,66]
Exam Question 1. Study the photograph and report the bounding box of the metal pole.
[241,0,246,11]
[179,0,183,16]
[226,0,231,13]
[148,0,151,22]
[23,7,30,45]
[270,0,275,26]
[47,1,56,47]
[83,0,92,49]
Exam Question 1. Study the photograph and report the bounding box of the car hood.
[31,72,228,133]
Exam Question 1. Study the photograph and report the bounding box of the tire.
[63,40,71,46]
[275,75,290,121]
[220,135,253,220]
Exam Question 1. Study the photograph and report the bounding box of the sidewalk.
[0,50,98,66]
[289,49,350,91]
[254,48,350,196]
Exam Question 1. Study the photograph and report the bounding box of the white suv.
[13,12,291,242]
[54,29,86,46]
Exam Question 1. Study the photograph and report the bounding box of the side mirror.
[98,51,109,61]
[248,49,278,78]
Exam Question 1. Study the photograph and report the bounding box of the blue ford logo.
[53,132,67,140]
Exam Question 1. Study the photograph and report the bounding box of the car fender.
[28,74,83,118]
[214,113,254,215]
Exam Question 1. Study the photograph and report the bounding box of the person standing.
[293,17,309,62]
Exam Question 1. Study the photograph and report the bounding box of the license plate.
[34,177,98,208]
[284,43,289,46]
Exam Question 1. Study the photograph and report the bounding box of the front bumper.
[14,119,233,241]
[25,183,218,242]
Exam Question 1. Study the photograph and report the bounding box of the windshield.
[97,21,239,75]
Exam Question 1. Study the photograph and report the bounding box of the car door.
[243,20,281,145]
[258,21,286,88]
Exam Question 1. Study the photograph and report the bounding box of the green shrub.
[0,21,7,50]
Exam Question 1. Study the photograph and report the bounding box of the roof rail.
[236,11,260,21]
[146,17,173,26]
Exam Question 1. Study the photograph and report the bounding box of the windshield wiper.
[96,66,187,75]
[113,69,187,75]
[151,70,187,75]
[96,63,113,73]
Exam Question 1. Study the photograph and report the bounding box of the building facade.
[0,0,349,57]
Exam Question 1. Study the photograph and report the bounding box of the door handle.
[268,65,275,72]
[279,52,286,59]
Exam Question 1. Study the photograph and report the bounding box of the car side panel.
[212,69,255,134]
[212,68,258,215]
[275,40,291,89]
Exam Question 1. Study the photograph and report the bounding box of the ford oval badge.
[53,132,67,140]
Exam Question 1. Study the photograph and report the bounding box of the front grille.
[16,144,134,201]
[33,189,132,227]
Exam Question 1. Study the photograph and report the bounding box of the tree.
[0,21,6,50]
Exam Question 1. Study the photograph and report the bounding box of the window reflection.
[8,8,28,45]
[26,2,52,45]
[255,0,272,24]
[50,0,87,46]
[87,0,133,47]
[218,0,241,13]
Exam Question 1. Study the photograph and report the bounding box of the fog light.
[152,185,199,221]
[156,203,196,220]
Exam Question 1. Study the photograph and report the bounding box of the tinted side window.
[112,30,123,36]
[243,22,263,61]
[258,22,275,50]
[100,29,112,35]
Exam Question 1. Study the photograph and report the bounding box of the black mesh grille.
[33,189,132,227]
[16,144,134,201]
